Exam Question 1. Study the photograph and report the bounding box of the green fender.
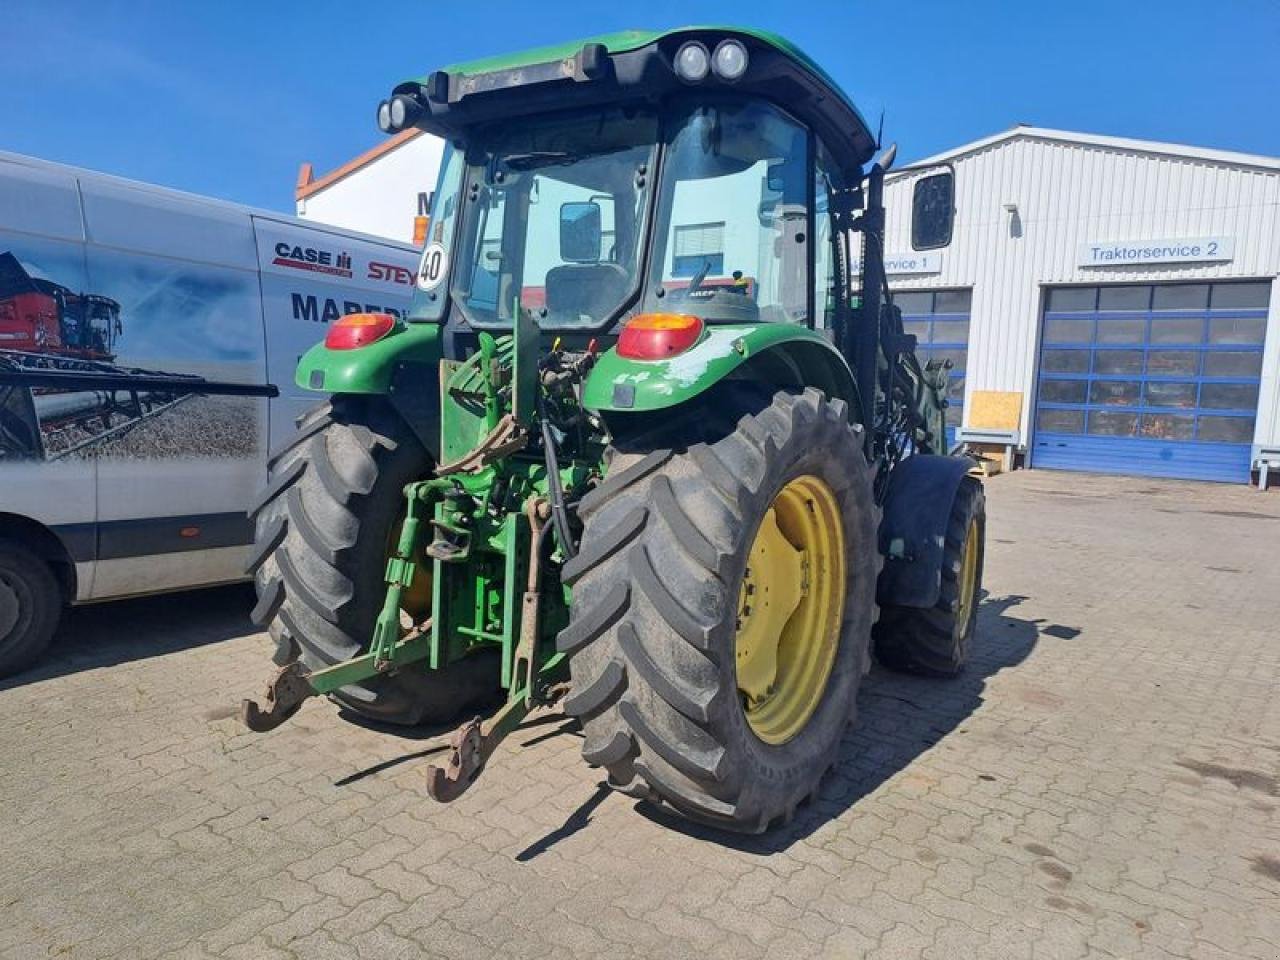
[295,322,442,393]
[582,323,860,420]
[294,322,445,458]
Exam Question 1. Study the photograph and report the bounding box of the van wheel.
[0,539,63,678]
[248,396,497,726]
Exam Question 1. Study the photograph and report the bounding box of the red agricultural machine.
[0,252,121,360]
[0,251,274,461]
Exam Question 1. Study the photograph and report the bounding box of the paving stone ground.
[2,469,1278,959]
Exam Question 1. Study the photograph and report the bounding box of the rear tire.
[874,477,986,676]
[248,396,496,726]
[0,539,63,678]
[560,388,880,832]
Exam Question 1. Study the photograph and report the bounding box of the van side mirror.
[559,201,602,262]
[911,170,954,250]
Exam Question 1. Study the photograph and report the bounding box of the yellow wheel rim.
[956,517,979,631]
[734,475,846,745]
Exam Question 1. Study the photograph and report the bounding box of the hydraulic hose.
[539,410,577,560]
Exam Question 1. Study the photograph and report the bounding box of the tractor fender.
[294,322,443,459]
[582,324,861,423]
[876,454,975,609]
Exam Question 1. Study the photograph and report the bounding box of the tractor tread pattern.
[247,457,305,519]
[560,506,647,586]
[562,659,626,718]
[245,512,286,576]
[559,387,880,833]
[581,729,635,767]
[247,395,442,724]
[556,582,629,656]
[577,449,672,517]
[617,621,713,724]
[267,406,332,470]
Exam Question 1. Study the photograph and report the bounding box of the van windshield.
[449,108,658,330]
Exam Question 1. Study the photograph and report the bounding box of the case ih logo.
[272,242,353,278]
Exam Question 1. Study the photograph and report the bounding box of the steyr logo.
[272,242,353,278]
[367,261,415,286]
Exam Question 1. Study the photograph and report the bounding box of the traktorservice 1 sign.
[1079,237,1234,267]
[852,252,943,276]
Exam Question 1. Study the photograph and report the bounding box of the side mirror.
[911,169,954,250]
[559,201,602,263]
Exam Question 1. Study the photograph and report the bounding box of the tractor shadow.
[0,583,256,691]
[631,592,1045,852]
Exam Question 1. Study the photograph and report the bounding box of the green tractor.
[242,26,986,832]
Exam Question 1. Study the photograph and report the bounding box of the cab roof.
[390,26,878,173]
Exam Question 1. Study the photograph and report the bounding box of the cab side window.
[813,141,840,336]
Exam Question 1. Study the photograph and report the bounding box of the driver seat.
[545,263,629,323]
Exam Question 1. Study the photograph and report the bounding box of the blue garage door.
[1033,281,1270,482]
[895,288,970,447]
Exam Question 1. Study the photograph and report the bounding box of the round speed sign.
[416,242,448,291]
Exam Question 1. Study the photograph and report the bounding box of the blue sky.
[3,0,1278,213]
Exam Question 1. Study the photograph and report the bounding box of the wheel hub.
[734,475,846,745]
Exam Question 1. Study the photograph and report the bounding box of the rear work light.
[325,312,399,350]
[616,313,704,360]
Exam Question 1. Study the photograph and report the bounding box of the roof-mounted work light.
[712,39,749,81]
[674,41,711,82]
[376,94,425,133]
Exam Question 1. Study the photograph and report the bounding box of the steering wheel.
[684,260,713,297]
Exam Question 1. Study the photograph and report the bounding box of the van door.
[80,179,267,598]
[251,216,416,452]
[0,158,97,599]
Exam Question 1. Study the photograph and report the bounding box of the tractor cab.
[0,253,120,360]
[388,30,879,343]
[58,293,122,360]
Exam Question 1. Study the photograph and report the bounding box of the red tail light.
[616,313,703,360]
[325,312,398,350]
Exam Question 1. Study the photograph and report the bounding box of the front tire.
[248,396,495,726]
[560,388,880,832]
[874,477,986,676]
[0,539,62,678]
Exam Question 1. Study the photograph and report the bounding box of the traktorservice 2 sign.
[1079,237,1234,267]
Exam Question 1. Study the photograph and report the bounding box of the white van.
[0,150,417,675]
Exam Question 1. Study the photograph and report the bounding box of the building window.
[894,288,972,438]
[672,222,725,278]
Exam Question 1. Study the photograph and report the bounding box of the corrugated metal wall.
[880,133,1280,453]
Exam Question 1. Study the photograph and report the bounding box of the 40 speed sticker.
[416,242,448,291]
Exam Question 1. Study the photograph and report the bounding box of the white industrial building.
[296,130,444,244]
[297,124,1280,484]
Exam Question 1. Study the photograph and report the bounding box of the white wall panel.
[297,134,445,245]
[881,132,1280,450]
